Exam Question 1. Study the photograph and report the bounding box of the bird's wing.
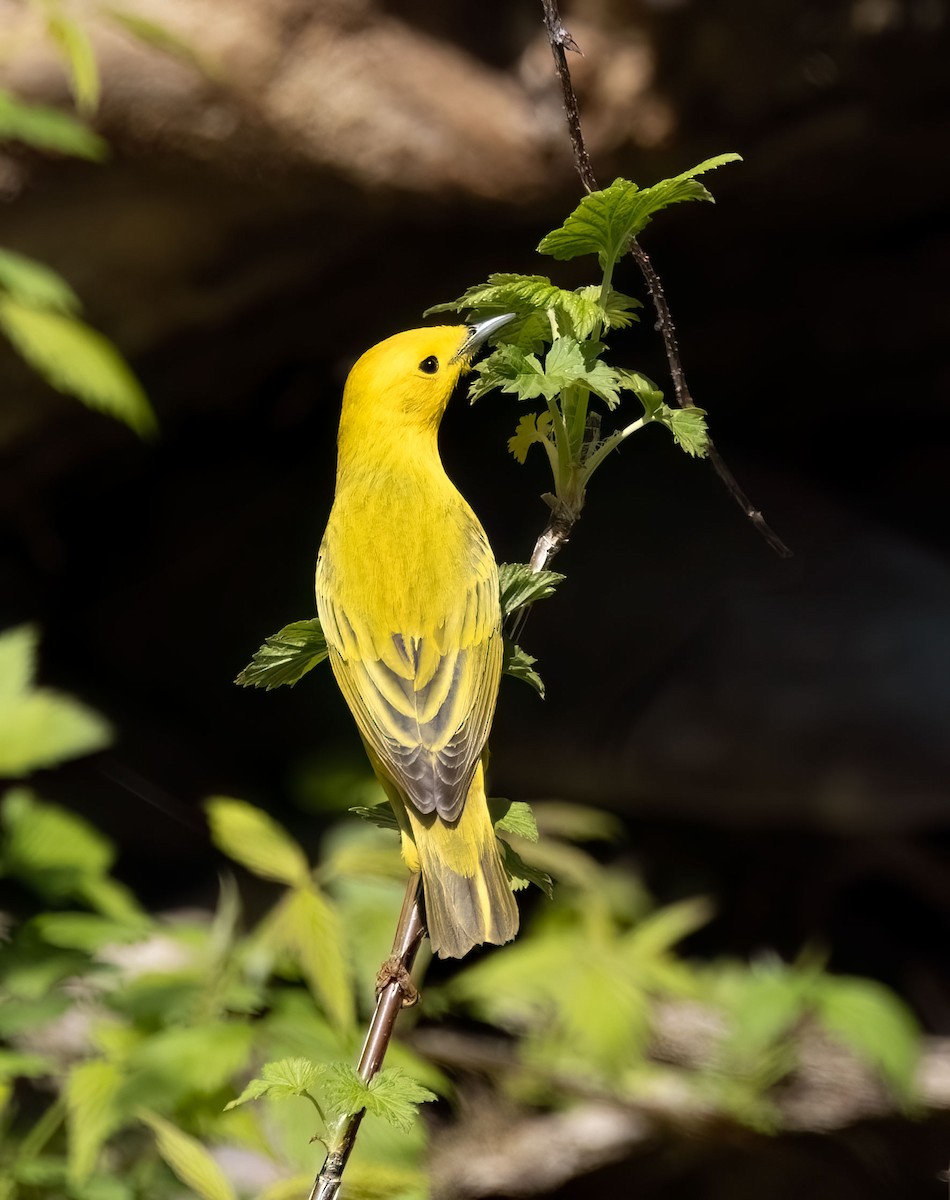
[316,548,502,822]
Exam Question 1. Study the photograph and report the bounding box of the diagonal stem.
[539,0,791,558]
[308,874,426,1200]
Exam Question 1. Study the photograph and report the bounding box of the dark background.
[2,0,950,1188]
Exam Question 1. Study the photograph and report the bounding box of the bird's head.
[339,316,513,444]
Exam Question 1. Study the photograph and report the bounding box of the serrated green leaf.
[507,410,553,464]
[225,1057,325,1110]
[581,284,643,329]
[364,1068,437,1133]
[539,155,741,269]
[815,976,920,1100]
[497,563,564,619]
[664,406,709,457]
[349,802,399,832]
[0,624,37,698]
[502,641,544,698]
[0,250,81,314]
[139,1110,237,1200]
[499,840,553,897]
[269,886,355,1034]
[469,342,552,403]
[0,299,155,436]
[0,790,114,889]
[0,88,108,160]
[205,796,311,887]
[427,273,602,342]
[45,10,101,115]
[616,367,664,416]
[489,799,539,843]
[235,619,329,689]
[65,1060,124,1183]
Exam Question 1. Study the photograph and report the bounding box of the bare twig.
[540,0,792,558]
[309,874,426,1200]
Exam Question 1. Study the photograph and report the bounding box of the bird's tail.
[396,762,519,959]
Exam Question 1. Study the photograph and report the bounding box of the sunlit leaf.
[139,1110,237,1200]
[66,1060,124,1183]
[0,250,81,314]
[0,88,107,160]
[0,298,155,436]
[45,10,101,115]
[502,641,545,697]
[205,796,311,887]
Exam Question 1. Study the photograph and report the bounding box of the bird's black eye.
[419,356,439,374]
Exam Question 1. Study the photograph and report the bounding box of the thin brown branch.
[309,874,426,1200]
[539,0,791,558]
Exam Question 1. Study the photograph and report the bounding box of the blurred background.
[2,0,950,1193]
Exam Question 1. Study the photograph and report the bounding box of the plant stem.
[308,874,426,1200]
[539,0,791,559]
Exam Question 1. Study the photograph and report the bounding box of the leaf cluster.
[428,156,739,521]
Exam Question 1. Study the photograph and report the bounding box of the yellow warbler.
[315,317,519,958]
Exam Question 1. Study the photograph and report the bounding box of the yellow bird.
[315,317,519,958]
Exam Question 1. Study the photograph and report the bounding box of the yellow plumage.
[315,322,518,958]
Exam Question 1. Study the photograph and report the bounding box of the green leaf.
[205,796,311,887]
[499,840,553,897]
[539,155,741,268]
[364,1068,437,1133]
[624,896,712,959]
[427,273,617,343]
[0,1050,56,1080]
[469,342,552,403]
[0,299,155,436]
[0,88,108,160]
[616,367,664,415]
[45,10,101,115]
[226,1057,325,1110]
[349,802,399,832]
[66,1060,124,1183]
[0,250,81,314]
[269,886,355,1034]
[139,1110,237,1200]
[489,799,539,843]
[664,406,710,457]
[32,912,150,952]
[580,284,643,329]
[321,1064,435,1133]
[126,1023,255,1109]
[507,411,554,464]
[0,791,114,891]
[234,619,329,689]
[0,689,112,777]
[497,563,564,619]
[502,641,545,698]
[815,976,920,1100]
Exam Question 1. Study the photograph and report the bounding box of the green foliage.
[0,625,112,777]
[234,619,329,689]
[0,87,107,159]
[0,18,157,438]
[0,297,156,437]
[431,156,743,524]
[537,155,741,268]
[501,641,545,697]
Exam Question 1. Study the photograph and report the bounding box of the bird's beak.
[453,313,515,363]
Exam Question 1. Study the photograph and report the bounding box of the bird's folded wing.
[317,566,502,822]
